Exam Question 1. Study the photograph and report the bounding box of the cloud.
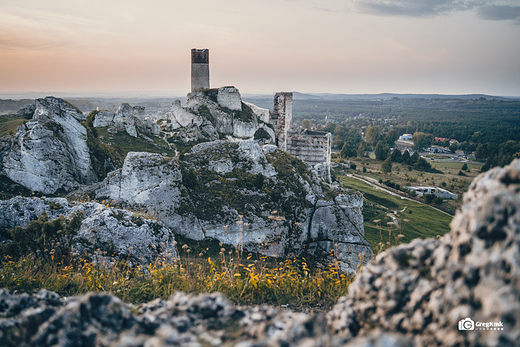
[353,0,520,22]
[477,5,520,21]
[355,0,479,18]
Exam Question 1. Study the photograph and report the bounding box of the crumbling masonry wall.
[287,131,332,167]
[272,92,293,152]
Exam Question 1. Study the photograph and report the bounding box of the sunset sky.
[1,0,520,97]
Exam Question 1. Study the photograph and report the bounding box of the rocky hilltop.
[0,95,372,273]
[0,159,519,346]
[95,140,372,272]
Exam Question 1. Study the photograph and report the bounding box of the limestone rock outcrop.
[1,97,97,194]
[0,196,177,264]
[163,86,275,143]
[93,103,138,137]
[327,158,520,346]
[96,140,372,273]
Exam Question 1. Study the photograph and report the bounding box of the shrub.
[183,168,198,189]
[254,173,264,189]
[254,128,271,141]
[0,211,84,264]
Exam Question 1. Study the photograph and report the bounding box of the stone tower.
[272,92,293,151]
[191,48,209,92]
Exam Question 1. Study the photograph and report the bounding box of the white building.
[404,186,458,199]
[399,134,413,141]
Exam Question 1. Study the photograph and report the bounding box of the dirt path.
[345,174,453,217]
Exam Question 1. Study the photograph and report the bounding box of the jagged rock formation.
[96,140,372,273]
[160,87,275,143]
[92,103,160,137]
[0,197,177,264]
[1,97,97,194]
[327,158,520,346]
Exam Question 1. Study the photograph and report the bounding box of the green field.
[338,175,452,252]
[430,161,482,170]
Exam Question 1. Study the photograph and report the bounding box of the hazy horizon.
[2,0,519,97]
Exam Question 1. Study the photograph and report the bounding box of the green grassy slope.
[338,175,452,251]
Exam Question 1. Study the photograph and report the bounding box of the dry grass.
[0,245,354,310]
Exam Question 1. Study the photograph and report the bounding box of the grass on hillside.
[430,161,482,170]
[0,116,27,137]
[0,210,352,311]
[337,175,452,251]
[0,248,352,311]
[96,127,176,157]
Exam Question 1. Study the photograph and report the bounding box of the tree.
[475,143,487,161]
[461,163,468,171]
[390,148,402,162]
[301,119,312,130]
[460,141,473,155]
[401,150,411,164]
[381,156,392,173]
[340,143,351,158]
[449,142,459,153]
[481,157,492,172]
[410,150,420,164]
[374,140,389,160]
[365,126,380,147]
[384,128,399,146]
[334,124,345,136]
[357,143,366,157]
[412,132,433,151]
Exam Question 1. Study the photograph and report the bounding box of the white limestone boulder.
[2,97,97,194]
[0,196,177,263]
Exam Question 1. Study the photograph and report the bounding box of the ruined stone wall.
[287,131,331,166]
[287,130,332,181]
[272,92,293,151]
[271,92,331,181]
[191,49,210,92]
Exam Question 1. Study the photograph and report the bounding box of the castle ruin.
[191,49,210,92]
[270,92,332,181]
[187,48,332,181]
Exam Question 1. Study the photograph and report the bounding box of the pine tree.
[381,156,392,173]
[340,143,350,158]
[374,141,388,160]
[357,143,366,158]
[391,148,402,162]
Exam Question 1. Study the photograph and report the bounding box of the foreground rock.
[0,197,177,264]
[1,97,97,194]
[328,158,520,346]
[96,141,372,273]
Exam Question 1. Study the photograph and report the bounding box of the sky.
[1,0,520,97]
